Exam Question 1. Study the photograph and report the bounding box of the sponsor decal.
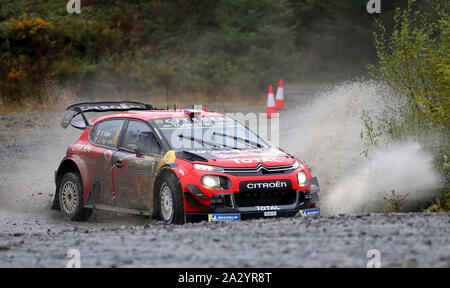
[264,211,277,217]
[256,205,280,211]
[160,150,176,167]
[298,208,320,217]
[247,181,287,190]
[239,180,291,192]
[72,143,91,153]
[232,157,284,164]
[102,150,113,170]
[79,103,146,111]
[156,116,235,129]
[180,148,286,161]
[208,214,241,222]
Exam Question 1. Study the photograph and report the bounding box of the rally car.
[52,101,320,224]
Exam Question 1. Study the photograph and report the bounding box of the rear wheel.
[59,172,92,221]
[158,174,185,225]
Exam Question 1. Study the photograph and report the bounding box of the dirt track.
[0,83,449,267]
[0,210,448,267]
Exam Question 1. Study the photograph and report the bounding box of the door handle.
[114,160,124,168]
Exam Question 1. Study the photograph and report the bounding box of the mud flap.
[52,171,61,211]
[51,187,60,211]
[308,177,320,203]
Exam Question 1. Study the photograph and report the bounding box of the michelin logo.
[208,214,241,222]
[299,208,320,217]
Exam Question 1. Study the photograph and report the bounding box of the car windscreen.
[151,116,269,150]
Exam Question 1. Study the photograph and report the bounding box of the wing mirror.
[128,144,143,158]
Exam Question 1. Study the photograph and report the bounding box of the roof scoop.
[184,109,201,119]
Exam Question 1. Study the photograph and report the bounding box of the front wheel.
[59,172,92,221]
[158,175,185,225]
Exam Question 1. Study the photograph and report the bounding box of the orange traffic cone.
[275,79,284,109]
[266,85,277,117]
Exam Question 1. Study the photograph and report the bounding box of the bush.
[371,3,449,128]
[365,1,450,211]
[0,13,54,103]
[383,190,409,213]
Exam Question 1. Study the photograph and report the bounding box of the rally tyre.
[158,174,185,225]
[59,172,92,221]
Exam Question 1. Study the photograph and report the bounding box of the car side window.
[91,119,124,148]
[122,120,162,156]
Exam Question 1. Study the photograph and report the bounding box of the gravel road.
[0,83,449,267]
[0,210,448,267]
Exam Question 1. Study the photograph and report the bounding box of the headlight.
[297,171,307,186]
[292,161,300,169]
[202,175,221,188]
[193,163,224,173]
[201,175,229,190]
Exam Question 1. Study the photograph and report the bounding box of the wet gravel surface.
[0,210,448,267]
[0,104,449,268]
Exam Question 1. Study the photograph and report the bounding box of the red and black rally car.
[52,102,320,224]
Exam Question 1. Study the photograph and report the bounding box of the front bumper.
[185,177,320,223]
[186,208,320,222]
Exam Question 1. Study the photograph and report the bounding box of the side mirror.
[135,146,143,158]
[128,144,143,158]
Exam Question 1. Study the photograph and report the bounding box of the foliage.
[0,13,54,102]
[383,190,409,213]
[360,109,383,159]
[0,0,406,105]
[192,0,295,92]
[0,1,440,106]
[371,2,450,128]
[365,1,450,211]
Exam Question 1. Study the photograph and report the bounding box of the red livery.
[52,102,320,223]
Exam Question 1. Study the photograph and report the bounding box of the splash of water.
[282,80,441,214]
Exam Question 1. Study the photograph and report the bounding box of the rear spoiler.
[61,101,154,129]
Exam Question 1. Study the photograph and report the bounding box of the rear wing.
[61,101,154,129]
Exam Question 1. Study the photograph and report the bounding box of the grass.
[424,188,450,212]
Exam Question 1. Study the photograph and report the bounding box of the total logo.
[232,157,284,164]
[256,206,281,211]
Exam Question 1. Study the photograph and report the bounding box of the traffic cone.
[266,85,277,117]
[275,79,284,109]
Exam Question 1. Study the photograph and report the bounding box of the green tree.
[366,1,450,211]
[192,0,295,93]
